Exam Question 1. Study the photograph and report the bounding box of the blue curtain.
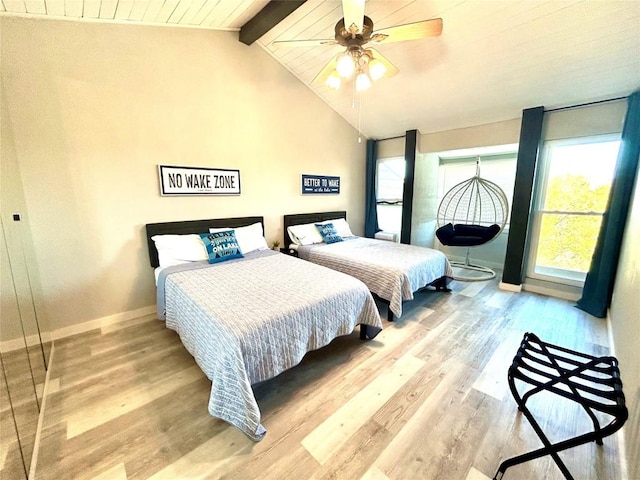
[577,90,640,318]
[364,139,380,238]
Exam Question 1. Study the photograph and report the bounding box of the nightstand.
[280,247,298,257]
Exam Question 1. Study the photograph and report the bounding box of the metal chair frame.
[436,158,509,281]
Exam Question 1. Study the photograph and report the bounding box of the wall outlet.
[13,213,21,221]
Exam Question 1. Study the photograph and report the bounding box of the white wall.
[1,17,366,331]
[377,137,405,158]
[542,100,627,141]
[609,162,640,479]
[420,119,522,154]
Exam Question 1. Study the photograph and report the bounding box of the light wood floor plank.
[301,354,425,464]
[471,328,524,400]
[66,365,203,438]
[360,465,391,480]
[90,462,128,480]
[146,427,251,480]
[465,466,492,480]
[32,275,625,480]
[459,280,489,298]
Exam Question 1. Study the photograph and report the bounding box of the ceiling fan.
[272,0,443,91]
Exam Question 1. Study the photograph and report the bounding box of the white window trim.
[525,133,621,287]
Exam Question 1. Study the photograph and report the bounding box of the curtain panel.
[364,139,380,238]
[577,90,640,317]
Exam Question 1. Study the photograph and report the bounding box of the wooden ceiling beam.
[239,0,307,46]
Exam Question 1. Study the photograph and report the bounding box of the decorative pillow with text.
[315,223,343,244]
[199,231,244,264]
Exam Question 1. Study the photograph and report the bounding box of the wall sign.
[301,174,340,194]
[158,165,241,196]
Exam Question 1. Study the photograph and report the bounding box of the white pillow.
[318,218,354,238]
[209,222,268,254]
[287,223,324,246]
[151,234,208,267]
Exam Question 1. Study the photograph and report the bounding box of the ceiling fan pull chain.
[351,76,356,110]
[357,90,363,143]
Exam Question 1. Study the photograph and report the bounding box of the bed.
[146,216,382,441]
[283,211,453,321]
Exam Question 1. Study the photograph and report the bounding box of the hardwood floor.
[34,276,624,480]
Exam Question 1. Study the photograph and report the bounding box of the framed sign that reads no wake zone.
[158,165,241,196]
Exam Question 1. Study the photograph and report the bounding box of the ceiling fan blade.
[342,0,365,36]
[272,39,338,48]
[313,56,339,84]
[366,48,399,78]
[371,18,443,43]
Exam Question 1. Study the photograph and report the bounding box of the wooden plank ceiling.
[2,0,639,139]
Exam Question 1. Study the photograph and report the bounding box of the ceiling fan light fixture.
[336,52,355,78]
[368,58,386,80]
[326,71,341,89]
[275,3,444,95]
[355,71,372,92]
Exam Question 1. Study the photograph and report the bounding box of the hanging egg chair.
[436,158,509,281]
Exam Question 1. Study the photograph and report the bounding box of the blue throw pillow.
[315,223,343,244]
[199,231,244,264]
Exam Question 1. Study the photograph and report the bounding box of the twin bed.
[146,212,451,440]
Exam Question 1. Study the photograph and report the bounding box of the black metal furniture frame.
[494,332,628,480]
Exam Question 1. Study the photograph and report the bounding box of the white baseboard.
[53,305,157,340]
[0,333,42,353]
[0,330,54,353]
[498,282,522,293]
[522,283,580,301]
[605,310,616,357]
[1,305,157,351]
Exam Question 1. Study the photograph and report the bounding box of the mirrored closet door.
[1,217,48,479]
[1,147,52,478]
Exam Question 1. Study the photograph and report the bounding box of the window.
[438,153,517,228]
[527,136,620,285]
[376,157,405,233]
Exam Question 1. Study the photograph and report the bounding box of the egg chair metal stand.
[436,159,509,281]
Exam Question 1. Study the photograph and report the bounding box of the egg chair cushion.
[436,223,501,247]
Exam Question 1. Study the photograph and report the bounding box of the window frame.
[375,156,405,234]
[525,134,621,287]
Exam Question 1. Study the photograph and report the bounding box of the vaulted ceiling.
[2,0,639,139]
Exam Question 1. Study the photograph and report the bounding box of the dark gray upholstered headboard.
[282,211,347,248]
[145,216,264,268]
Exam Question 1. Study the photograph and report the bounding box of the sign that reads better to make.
[159,165,241,196]
[301,174,340,195]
